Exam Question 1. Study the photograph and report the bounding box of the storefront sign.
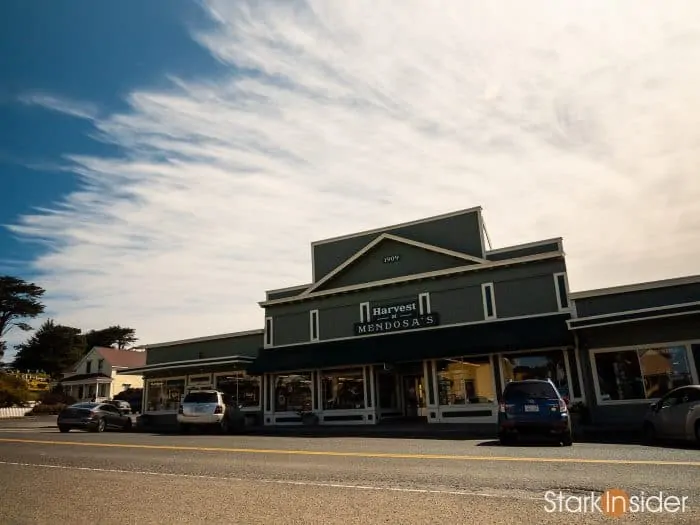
[371,301,418,321]
[354,313,439,335]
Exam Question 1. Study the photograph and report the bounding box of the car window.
[73,402,100,409]
[687,389,700,403]
[504,382,558,400]
[100,404,119,413]
[659,390,686,409]
[183,392,218,404]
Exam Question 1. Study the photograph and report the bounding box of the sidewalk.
[0,415,57,428]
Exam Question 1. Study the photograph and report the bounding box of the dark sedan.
[57,402,133,433]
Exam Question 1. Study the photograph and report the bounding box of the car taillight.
[213,405,223,414]
[559,399,568,412]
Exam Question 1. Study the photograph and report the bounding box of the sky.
[2,0,700,361]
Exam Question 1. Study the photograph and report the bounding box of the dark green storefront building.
[120,206,700,429]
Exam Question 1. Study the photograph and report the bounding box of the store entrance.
[400,373,426,419]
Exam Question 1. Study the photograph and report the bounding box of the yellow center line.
[1,438,698,467]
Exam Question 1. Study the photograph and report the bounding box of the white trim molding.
[570,274,700,300]
[486,237,563,255]
[264,317,274,348]
[481,282,497,320]
[309,309,320,342]
[260,250,565,307]
[553,272,571,312]
[265,284,313,301]
[588,340,700,406]
[302,233,487,297]
[359,302,370,323]
[418,293,431,315]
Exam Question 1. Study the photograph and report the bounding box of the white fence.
[0,407,33,419]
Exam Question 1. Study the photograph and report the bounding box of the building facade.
[61,346,146,401]
[121,206,700,430]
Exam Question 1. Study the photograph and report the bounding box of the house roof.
[94,347,146,368]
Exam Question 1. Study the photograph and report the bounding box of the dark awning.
[567,302,700,330]
[248,313,573,374]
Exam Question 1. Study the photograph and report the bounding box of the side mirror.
[649,402,658,411]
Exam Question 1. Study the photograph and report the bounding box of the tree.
[0,372,31,407]
[12,319,86,378]
[0,276,46,361]
[85,325,138,349]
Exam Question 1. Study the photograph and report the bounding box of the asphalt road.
[0,426,699,524]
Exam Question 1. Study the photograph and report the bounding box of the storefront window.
[216,372,261,408]
[321,368,365,410]
[274,373,313,412]
[145,378,185,411]
[501,350,569,398]
[436,355,495,405]
[594,346,693,401]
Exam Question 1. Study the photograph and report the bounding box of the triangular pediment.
[301,234,486,295]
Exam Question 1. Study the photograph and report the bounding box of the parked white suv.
[177,390,244,434]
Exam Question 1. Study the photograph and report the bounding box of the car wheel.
[561,432,573,447]
[123,418,132,432]
[91,418,106,433]
[58,426,70,433]
[220,418,231,434]
[498,433,514,446]
[694,421,700,445]
[178,424,190,435]
[643,422,656,444]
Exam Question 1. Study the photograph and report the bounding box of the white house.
[60,347,146,401]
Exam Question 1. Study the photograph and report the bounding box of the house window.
[97,359,104,372]
[481,283,496,319]
[264,317,273,348]
[309,309,319,341]
[592,345,694,403]
[85,361,92,374]
[359,302,370,323]
[418,293,431,315]
[554,273,570,311]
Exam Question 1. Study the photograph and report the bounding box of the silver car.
[643,385,700,445]
[177,390,244,434]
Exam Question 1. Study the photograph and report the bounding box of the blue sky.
[2,1,700,361]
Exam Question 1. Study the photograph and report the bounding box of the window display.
[436,356,495,405]
[593,346,693,401]
[501,350,569,398]
[145,378,185,412]
[274,373,313,412]
[215,372,261,408]
[321,368,365,410]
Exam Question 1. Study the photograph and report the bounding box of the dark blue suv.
[498,379,573,446]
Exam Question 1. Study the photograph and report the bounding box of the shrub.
[39,390,76,406]
[28,403,67,415]
[0,372,31,408]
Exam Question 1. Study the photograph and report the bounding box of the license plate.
[195,406,208,413]
[524,405,539,412]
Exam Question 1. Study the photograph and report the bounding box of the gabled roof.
[301,233,487,296]
[95,347,146,368]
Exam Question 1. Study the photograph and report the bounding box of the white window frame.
[434,353,499,410]
[143,375,187,414]
[359,302,370,323]
[497,347,583,402]
[213,371,262,411]
[264,317,274,348]
[589,341,700,406]
[481,282,497,320]
[553,272,571,311]
[309,309,320,342]
[418,293,431,315]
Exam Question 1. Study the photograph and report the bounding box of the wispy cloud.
[18,92,99,120]
[7,0,700,347]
